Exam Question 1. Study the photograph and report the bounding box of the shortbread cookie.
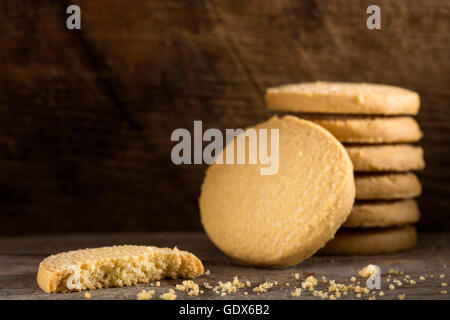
[346,145,425,172]
[37,245,204,293]
[355,173,422,200]
[304,116,422,144]
[320,225,418,255]
[266,82,420,115]
[199,116,355,267]
[344,200,420,228]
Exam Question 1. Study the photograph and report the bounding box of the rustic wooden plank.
[0,232,449,300]
[0,0,449,234]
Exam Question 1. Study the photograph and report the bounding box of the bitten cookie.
[355,173,422,200]
[266,82,420,115]
[346,145,425,172]
[304,116,422,144]
[199,116,355,267]
[344,200,421,228]
[37,245,204,293]
[319,225,418,255]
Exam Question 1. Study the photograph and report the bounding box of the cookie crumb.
[156,281,161,287]
[409,280,416,285]
[398,294,406,300]
[440,274,446,279]
[294,273,300,280]
[137,289,155,300]
[175,280,200,296]
[389,284,395,290]
[350,276,356,282]
[253,282,274,293]
[205,270,211,275]
[389,268,399,275]
[213,276,246,294]
[84,292,92,299]
[393,279,403,286]
[441,282,448,287]
[368,296,376,300]
[301,276,318,291]
[160,289,177,300]
[379,291,384,296]
[359,264,377,278]
[419,275,425,281]
[291,288,302,297]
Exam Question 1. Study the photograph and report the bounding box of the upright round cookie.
[304,116,423,144]
[319,225,418,255]
[199,116,355,267]
[266,82,420,115]
[346,145,425,172]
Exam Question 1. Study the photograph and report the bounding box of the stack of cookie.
[265,82,424,255]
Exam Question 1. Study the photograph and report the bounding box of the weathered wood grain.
[0,232,449,300]
[0,0,449,234]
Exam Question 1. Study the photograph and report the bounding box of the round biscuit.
[344,200,421,228]
[345,145,425,172]
[303,116,423,144]
[319,225,418,255]
[266,82,420,115]
[199,115,355,267]
[355,173,422,200]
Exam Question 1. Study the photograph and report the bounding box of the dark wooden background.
[0,0,448,235]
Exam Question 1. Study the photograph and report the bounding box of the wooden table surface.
[1,232,449,300]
